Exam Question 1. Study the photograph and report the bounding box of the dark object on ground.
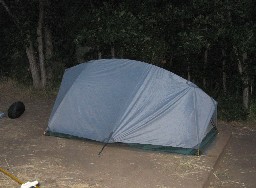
[8,101,25,119]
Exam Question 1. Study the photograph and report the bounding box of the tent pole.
[193,88,201,156]
[98,131,114,156]
[98,142,109,156]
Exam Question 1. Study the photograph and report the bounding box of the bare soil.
[209,122,256,188]
[0,80,255,188]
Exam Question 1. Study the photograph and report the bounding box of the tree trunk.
[120,47,124,58]
[0,0,20,29]
[44,26,53,60]
[243,81,249,110]
[37,0,46,88]
[222,49,227,94]
[238,52,249,110]
[251,77,254,96]
[187,62,191,81]
[1,0,49,89]
[169,56,173,68]
[0,0,42,88]
[25,39,41,89]
[44,0,54,64]
[203,49,207,88]
[44,25,54,82]
[111,46,115,58]
[97,46,102,59]
[203,44,210,88]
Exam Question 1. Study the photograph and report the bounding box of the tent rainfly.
[45,59,217,154]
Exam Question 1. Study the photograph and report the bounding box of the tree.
[75,1,169,65]
[0,0,54,89]
[228,0,256,110]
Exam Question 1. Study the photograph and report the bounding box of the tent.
[45,59,217,154]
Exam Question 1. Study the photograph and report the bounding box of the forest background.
[0,0,256,121]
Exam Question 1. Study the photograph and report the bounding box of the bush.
[248,100,256,122]
[46,61,65,88]
[218,95,248,121]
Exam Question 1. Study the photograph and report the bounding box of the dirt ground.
[0,80,255,188]
[208,122,256,188]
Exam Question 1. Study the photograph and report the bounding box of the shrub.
[248,100,256,122]
[218,95,248,121]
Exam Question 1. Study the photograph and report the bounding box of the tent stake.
[98,142,109,156]
[98,131,114,156]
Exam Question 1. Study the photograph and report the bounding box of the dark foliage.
[1,0,255,120]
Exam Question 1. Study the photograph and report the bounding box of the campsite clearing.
[1,81,255,187]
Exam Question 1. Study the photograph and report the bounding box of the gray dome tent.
[45,59,217,154]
